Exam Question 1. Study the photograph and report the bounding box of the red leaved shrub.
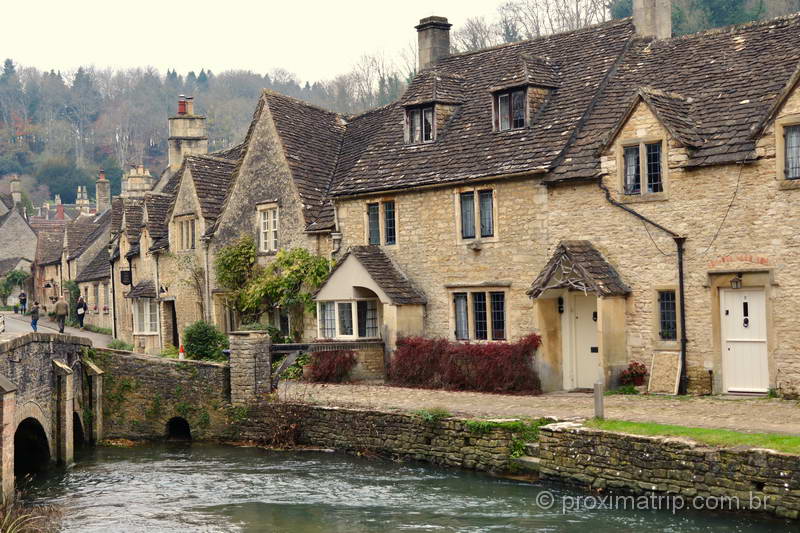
[309,350,357,383]
[389,334,542,394]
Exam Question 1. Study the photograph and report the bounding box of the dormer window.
[495,88,526,131]
[406,106,434,144]
[623,141,663,195]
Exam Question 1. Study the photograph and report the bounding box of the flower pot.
[302,364,313,380]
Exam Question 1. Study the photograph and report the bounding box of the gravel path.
[281,382,800,435]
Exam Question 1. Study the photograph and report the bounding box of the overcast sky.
[4,0,506,82]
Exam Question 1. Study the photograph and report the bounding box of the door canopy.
[527,241,630,299]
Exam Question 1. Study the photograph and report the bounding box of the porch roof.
[315,245,426,305]
[527,240,630,299]
[126,279,156,299]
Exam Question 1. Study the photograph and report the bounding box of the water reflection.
[25,443,781,532]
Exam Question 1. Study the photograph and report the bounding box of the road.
[0,312,113,347]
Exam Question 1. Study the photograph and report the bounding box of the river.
[24,443,781,532]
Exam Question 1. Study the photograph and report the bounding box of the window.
[259,207,279,252]
[384,201,396,245]
[460,189,495,240]
[133,298,158,334]
[786,125,800,180]
[658,290,677,341]
[368,203,380,245]
[268,307,290,336]
[366,201,397,245]
[319,302,336,338]
[407,106,434,143]
[453,290,507,341]
[495,88,526,131]
[623,141,663,195]
[177,218,196,250]
[318,300,381,339]
[357,300,379,337]
[93,284,100,311]
[103,283,109,311]
[454,293,468,340]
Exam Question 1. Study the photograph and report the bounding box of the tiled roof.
[126,279,156,299]
[123,200,144,243]
[185,156,238,223]
[111,197,124,233]
[0,257,23,277]
[323,245,426,305]
[330,18,635,196]
[527,240,630,298]
[263,92,345,230]
[549,13,800,181]
[143,193,171,243]
[75,248,110,283]
[211,142,246,161]
[36,230,64,266]
[401,70,465,106]
[67,210,111,261]
[0,193,12,210]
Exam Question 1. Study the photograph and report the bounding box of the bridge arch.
[73,412,86,450]
[14,401,53,457]
[166,417,192,441]
[14,417,50,481]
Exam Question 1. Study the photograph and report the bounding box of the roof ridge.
[261,88,344,118]
[661,10,800,43]
[442,17,632,61]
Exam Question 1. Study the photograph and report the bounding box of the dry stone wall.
[538,422,800,520]
[237,404,517,472]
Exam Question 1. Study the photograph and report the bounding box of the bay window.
[318,300,381,340]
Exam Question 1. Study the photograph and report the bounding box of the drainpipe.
[203,238,212,323]
[598,181,688,394]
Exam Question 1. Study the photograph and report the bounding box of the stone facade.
[538,422,800,520]
[236,404,518,473]
[76,279,113,331]
[93,348,231,440]
[335,177,546,343]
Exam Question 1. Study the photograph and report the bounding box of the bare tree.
[496,0,610,39]
[451,17,503,53]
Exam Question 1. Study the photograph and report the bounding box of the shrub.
[308,350,357,383]
[183,321,229,361]
[272,353,310,380]
[619,360,648,386]
[413,407,452,423]
[108,339,135,351]
[160,344,179,358]
[389,334,542,394]
[605,384,640,395]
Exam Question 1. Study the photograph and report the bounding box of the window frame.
[364,199,398,246]
[257,204,279,253]
[457,188,497,242]
[653,287,681,349]
[784,124,800,180]
[133,298,159,335]
[620,139,666,197]
[317,299,382,341]
[494,88,527,131]
[175,216,197,251]
[406,105,435,144]
[450,289,508,342]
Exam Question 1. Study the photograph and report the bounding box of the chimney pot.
[178,95,187,115]
[416,16,451,71]
[98,169,106,181]
[185,96,195,115]
[634,0,672,39]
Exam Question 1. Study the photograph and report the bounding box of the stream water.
[24,443,782,532]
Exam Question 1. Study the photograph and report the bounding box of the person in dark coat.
[76,296,88,329]
[30,301,40,332]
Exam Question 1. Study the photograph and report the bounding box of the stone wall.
[92,348,232,440]
[237,403,517,472]
[538,422,800,520]
[229,331,271,405]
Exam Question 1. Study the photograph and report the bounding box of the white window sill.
[133,332,159,336]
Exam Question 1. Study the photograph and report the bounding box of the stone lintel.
[52,360,73,375]
[0,375,17,394]
[83,359,105,376]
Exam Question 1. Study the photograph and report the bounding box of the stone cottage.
[307,4,800,395]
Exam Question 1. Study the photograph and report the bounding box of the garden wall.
[237,403,521,472]
[92,348,234,440]
[538,422,800,520]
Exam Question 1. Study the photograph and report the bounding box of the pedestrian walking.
[30,301,40,332]
[54,296,69,334]
[76,296,88,329]
[18,291,26,314]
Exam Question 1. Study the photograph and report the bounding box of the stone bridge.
[0,333,103,501]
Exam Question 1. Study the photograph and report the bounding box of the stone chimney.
[168,95,207,173]
[55,194,64,220]
[9,175,21,206]
[96,169,111,213]
[416,16,452,71]
[633,0,672,39]
[121,165,155,198]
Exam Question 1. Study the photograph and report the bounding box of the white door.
[721,289,769,393]
[573,294,599,389]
